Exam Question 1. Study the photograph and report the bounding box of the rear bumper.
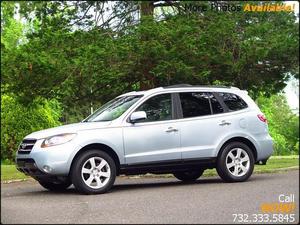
[256,134,274,161]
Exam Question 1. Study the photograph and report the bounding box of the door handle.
[219,120,231,126]
[165,127,178,132]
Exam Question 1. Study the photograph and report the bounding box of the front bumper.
[16,158,52,178]
[16,158,70,183]
[16,139,81,176]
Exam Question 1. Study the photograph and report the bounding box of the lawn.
[1,156,299,182]
[1,164,28,181]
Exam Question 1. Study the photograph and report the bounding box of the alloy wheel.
[225,148,250,177]
[81,157,111,189]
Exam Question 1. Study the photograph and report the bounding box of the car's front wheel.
[173,169,205,182]
[71,150,116,194]
[38,179,72,191]
[217,142,254,182]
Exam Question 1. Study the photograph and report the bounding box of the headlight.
[41,133,77,148]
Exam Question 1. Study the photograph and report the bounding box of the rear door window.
[207,92,224,114]
[179,92,211,118]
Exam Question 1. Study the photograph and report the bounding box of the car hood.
[25,121,112,140]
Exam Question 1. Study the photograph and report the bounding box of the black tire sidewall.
[173,169,204,182]
[217,142,254,182]
[71,150,116,194]
[37,180,71,191]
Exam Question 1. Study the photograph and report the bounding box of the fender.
[215,132,259,157]
[66,128,124,172]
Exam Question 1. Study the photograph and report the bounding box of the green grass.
[1,165,29,181]
[1,157,299,182]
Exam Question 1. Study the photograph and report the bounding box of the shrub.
[1,95,62,161]
[257,94,299,155]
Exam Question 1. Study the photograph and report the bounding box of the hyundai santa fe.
[16,84,273,194]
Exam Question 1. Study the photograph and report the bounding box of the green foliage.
[1,159,14,165]
[2,2,298,113]
[257,94,299,155]
[1,95,62,161]
[1,16,24,50]
[1,2,20,48]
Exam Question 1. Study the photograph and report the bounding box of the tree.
[1,1,299,121]
[1,2,25,50]
[1,2,63,161]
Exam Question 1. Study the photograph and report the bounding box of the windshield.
[83,95,143,122]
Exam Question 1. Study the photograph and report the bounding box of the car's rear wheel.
[173,169,204,182]
[217,142,254,182]
[71,150,116,194]
[38,179,72,191]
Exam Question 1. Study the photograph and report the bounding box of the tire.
[38,180,72,191]
[173,169,204,182]
[216,142,254,182]
[71,150,116,194]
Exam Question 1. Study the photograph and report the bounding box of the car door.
[177,92,232,159]
[123,93,181,164]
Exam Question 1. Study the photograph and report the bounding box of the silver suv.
[16,84,273,194]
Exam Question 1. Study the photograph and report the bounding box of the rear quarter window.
[218,92,248,111]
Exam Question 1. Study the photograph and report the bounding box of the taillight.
[257,114,267,123]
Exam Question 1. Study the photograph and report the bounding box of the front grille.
[18,139,37,154]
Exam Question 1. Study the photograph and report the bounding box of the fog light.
[258,160,267,165]
[43,165,52,173]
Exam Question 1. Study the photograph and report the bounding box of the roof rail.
[163,84,239,89]
[164,84,193,88]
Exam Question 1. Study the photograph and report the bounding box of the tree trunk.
[140,1,154,19]
[139,1,155,90]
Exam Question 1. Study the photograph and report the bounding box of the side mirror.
[130,111,147,123]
